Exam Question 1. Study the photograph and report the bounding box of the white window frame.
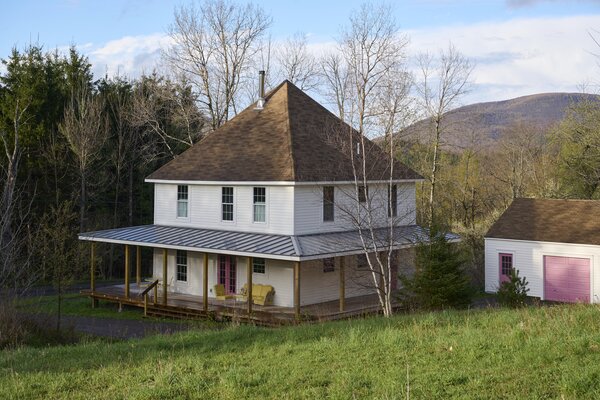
[176,250,188,282]
[323,186,335,223]
[252,258,266,274]
[253,187,267,224]
[221,186,235,222]
[177,185,189,219]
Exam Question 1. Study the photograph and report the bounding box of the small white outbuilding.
[485,198,600,303]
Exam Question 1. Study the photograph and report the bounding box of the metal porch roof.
[79,224,451,261]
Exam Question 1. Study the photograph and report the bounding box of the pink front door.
[218,255,237,294]
[544,256,590,303]
[499,253,513,284]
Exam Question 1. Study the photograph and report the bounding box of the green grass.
[16,294,150,321]
[3,304,600,399]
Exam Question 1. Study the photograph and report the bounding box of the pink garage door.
[544,256,590,303]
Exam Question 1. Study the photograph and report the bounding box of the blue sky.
[3,0,600,103]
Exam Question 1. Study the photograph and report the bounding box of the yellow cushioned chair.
[214,284,234,300]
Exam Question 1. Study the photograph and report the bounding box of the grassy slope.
[3,304,600,399]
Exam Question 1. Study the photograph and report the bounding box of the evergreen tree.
[401,228,473,309]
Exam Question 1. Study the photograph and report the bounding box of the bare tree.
[416,44,473,227]
[322,3,412,317]
[165,0,271,130]
[275,32,320,92]
[321,52,351,122]
[59,87,108,232]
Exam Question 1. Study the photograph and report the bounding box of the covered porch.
[79,224,428,324]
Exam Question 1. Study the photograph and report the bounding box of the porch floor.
[81,284,398,325]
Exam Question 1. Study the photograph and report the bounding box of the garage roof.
[486,198,600,246]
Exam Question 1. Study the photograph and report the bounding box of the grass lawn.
[3,304,600,399]
[16,294,150,321]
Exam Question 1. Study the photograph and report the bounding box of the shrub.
[497,269,530,308]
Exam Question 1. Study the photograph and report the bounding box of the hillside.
[3,304,600,399]
[403,92,600,148]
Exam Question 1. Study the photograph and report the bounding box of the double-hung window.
[176,250,188,282]
[358,185,368,203]
[388,184,397,217]
[222,187,234,221]
[323,258,335,273]
[323,186,334,222]
[252,258,266,274]
[253,187,266,223]
[177,185,188,218]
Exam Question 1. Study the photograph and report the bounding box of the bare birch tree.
[323,3,412,317]
[416,44,473,227]
[165,0,271,130]
[59,87,108,232]
[321,52,351,122]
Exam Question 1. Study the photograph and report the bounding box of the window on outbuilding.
[222,187,234,221]
[323,186,334,222]
[176,250,188,282]
[177,185,188,218]
[500,253,513,277]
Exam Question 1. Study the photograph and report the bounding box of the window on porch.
[177,185,188,218]
[253,258,266,274]
[176,250,188,282]
[323,257,335,273]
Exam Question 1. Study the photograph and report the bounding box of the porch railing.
[140,280,159,316]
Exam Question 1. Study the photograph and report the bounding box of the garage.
[484,198,600,304]
[544,256,590,303]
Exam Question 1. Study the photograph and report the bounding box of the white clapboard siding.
[154,184,295,235]
[484,238,600,303]
[293,183,416,235]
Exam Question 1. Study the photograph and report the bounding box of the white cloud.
[87,33,172,78]
[407,14,600,103]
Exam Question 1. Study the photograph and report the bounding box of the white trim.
[145,179,424,186]
[485,237,600,250]
[542,253,594,303]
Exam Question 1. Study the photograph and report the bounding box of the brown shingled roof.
[147,80,421,182]
[485,198,600,246]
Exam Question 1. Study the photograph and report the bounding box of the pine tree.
[401,228,473,309]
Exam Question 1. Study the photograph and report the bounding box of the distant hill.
[401,92,600,148]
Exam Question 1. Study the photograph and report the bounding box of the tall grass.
[2,304,600,399]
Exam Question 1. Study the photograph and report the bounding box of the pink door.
[544,256,590,303]
[218,255,237,294]
[499,253,513,284]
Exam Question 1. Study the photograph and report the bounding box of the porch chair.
[238,283,275,306]
[214,284,235,300]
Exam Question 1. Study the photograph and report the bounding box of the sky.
[3,0,600,104]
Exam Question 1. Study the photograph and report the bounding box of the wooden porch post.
[339,256,345,312]
[203,253,209,312]
[90,242,97,308]
[124,245,130,298]
[294,261,301,321]
[247,257,253,314]
[136,246,141,286]
[162,248,168,305]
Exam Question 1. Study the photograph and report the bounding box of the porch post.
[247,257,253,314]
[203,253,209,312]
[162,248,168,305]
[90,242,97,308]
[339,256,345,312]
[136,246,141,286]
[124,245,130,298]
[294,261,301,321]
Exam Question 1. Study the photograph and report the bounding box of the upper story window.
[252,258,266,274]
[177,185,189,218]
[388,184,397,217]
[253,187,266,223]
[222,187,234,221]
[176,250,188,282]
[323,186,334,222]
[358,185,368,203]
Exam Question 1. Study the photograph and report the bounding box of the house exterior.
[78,77,426,322]
[485,198,600,303]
